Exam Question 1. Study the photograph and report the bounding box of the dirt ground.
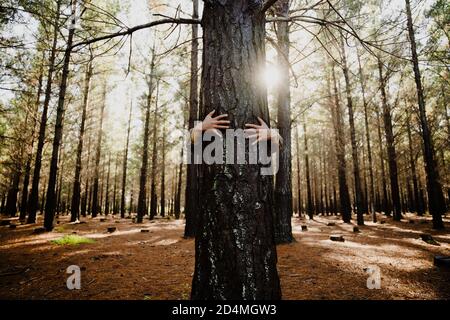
[0,213,449,300]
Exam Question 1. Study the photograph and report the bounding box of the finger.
[245,123,260,129]
[213,125,230,129]
[257,117,268,128]
[207,110,216,117]
[214,114,228,120]
[215,120,231,124]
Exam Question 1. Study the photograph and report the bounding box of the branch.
[71,17,201,50]
[262,0,280,13]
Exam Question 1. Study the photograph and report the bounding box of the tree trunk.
[184,0,200,238]
[303,121,313,219]
[295,124,302,217]
[330,64,352,223]
[160,117,166,217]
[191,1,281,300]
[149,81,160,220]
[71,57,92,222]
[120,102,133,218]
[377,57,402,221]
[137,50,156,223]
[405,0,445,229]
[104,153,111,215]
[357,51,376,222]
[27,1,61,224]
[92,85,106,218]
[340,36,364,225]
[19,58,44,221]
[273,0,293,243]
[406,106,420,214]
[44,0,77,231]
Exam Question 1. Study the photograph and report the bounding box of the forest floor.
[0,213,449,300]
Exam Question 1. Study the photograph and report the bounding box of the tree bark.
[91,85,106,218]
[377,57,402,221]
[191,1,281,300]
[27,1,61,224]
[405,0,445,229]
[137,52,156,223]
[357,51,376,222]
[44,0,77,231]
[149,81,160,220]
[340,37,364,225]
[273,0,293,243]
[71,57,92,222]
[184,0,200,238]
[120,102,133,218]
[330,64,352,223]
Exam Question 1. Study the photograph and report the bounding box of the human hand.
[244,117,282,145]
[191,110,230,143]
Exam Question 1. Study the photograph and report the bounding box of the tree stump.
[353,226,360,233]
[141,229,150,233]
[100,218,106,222]
[330,235,345,242]
[107,227,116,233]
[327,222,336,226]
[301,225,308,231]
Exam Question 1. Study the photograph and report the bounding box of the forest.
[0,0,449,301]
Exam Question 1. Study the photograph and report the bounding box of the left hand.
[244,117,282,145]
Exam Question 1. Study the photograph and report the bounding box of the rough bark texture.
[405,0,445,229]
[71,58,92,222]
[44,0,77,231]
[273,0,293,243]
[377,58,402,221]
[184,0,200,238]
[295,125,302,216]
[191,1,281,300]
[375,104,389,215]
[27,1,60,224]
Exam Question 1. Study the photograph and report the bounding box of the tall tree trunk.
[81,135,92,217]
[357,51,376,222]
[191,1,281,300]
[330,65,352,223]
[71,57,92,222]
[160,117,166,218]
[174,128,184,219]
[295,124,302,217]
[5,173,20,217]
[120,102,133,218]
[149,81,160,220]
[375,103,389,215]
[105,153,111,215]
[27,1,61,224]
[112,153,118,214]
[273,0,293,243]
[137,49,156,223]
[405,0,445,229]
[303,121,313,219]
[377,57,402,221]
[92,85,106,218]
[20,58,44,221]
[44,0,77,231]
[184,0,200,237]
[340,37,364,225]
[406,106,420,214]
